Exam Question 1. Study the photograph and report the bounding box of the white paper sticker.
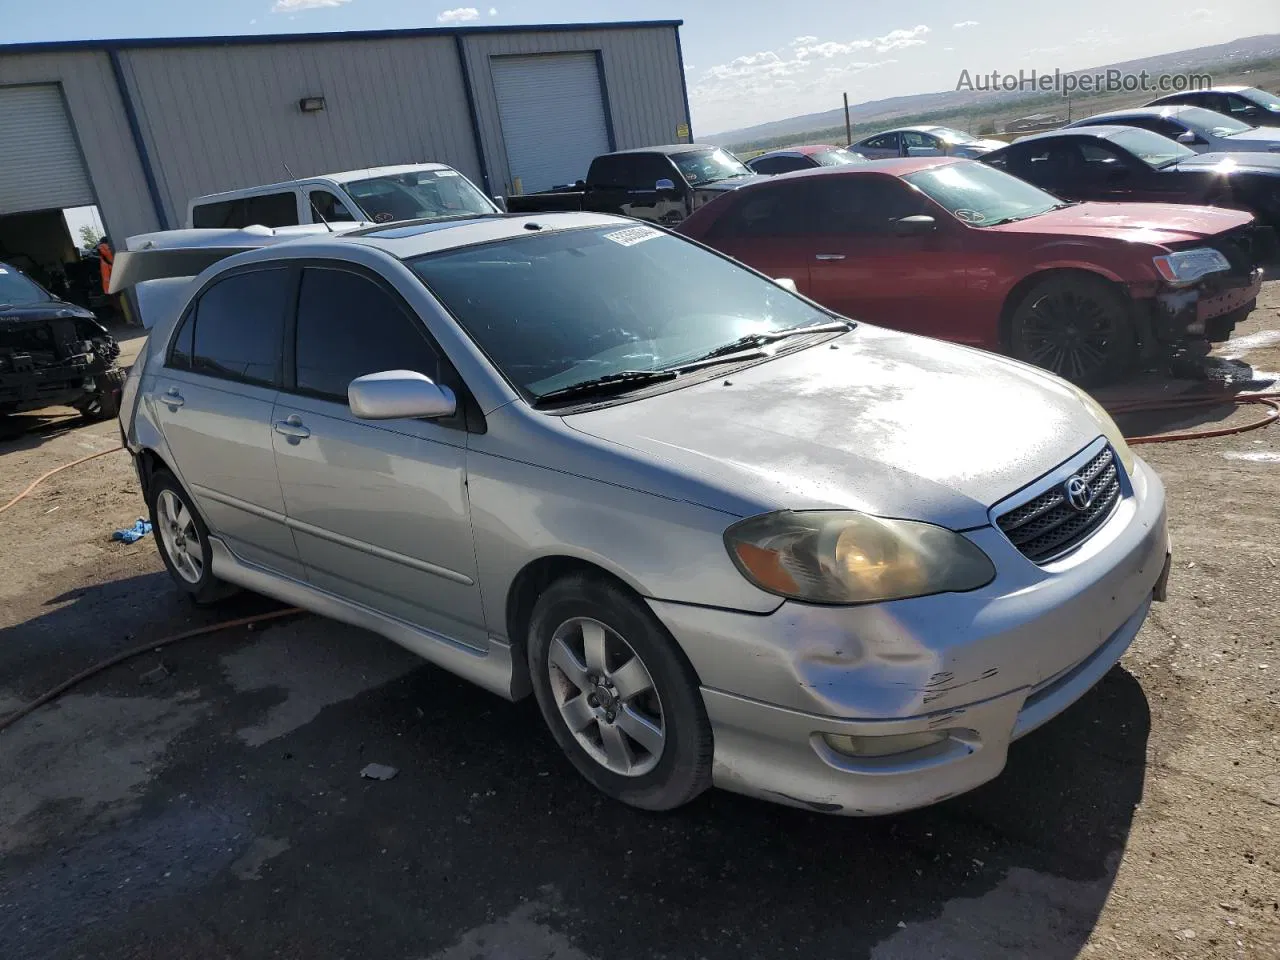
[432,169,460,177]
[603,226,661,247]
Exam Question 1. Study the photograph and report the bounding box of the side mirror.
[1176,131,1199,145]
[655,178,677,193]
[892,215,937,237]
[492,196,508,213]
[774,277,798,293]
[348,370,457,421]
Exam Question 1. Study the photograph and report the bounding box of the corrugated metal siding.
[461,27,689,194]
[117,36,483,229]
[0,51,159,244]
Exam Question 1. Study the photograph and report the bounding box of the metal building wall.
[115,36,483,229]
[460,26,690,196]
[0,51,160,246]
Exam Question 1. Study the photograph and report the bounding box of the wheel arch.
[998,266,1133,351]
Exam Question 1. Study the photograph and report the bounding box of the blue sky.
[5,0,1280,133]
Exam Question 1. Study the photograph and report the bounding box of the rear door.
[271,264,487,649]
[803,175,980,341]
[151,266,302,577]
[699,181,816,293]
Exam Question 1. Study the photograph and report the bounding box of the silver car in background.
[850,125,1007,160]
[116,212,1171,815]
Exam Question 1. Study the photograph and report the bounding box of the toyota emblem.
[1064,475,1094,512]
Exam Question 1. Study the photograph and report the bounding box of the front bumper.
[648,454,1169,816]
[1150,268,1263,348]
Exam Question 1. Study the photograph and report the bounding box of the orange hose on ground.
[0,607,304,733]
[0,445,123,515]
[1106,391,1280,445]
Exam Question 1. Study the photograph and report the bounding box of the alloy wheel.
[546,616,666,777]
[1019,288,1120,384]
[156,489,203,584]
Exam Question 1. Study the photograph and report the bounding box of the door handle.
[273,415,311,440]
[161,387,184,409]
[815,253,847,261]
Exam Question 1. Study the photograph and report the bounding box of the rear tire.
[527,573,713,812]
[77,367,126,422]
[147,469,237,606]
[1008,275,1137,386]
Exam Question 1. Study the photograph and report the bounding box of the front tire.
[147,469,236,605]
[1008,275,1137,386]
[527,574,713,811]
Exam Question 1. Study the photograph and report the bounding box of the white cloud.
[953,20,979,29]
[271,0,349,11]
[489,6,498,14]
[791,35,818,46]
[792,25,930,59]
[437,6,479,23]
[872,25,931,53]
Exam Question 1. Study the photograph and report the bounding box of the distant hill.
[704,33,1280,145]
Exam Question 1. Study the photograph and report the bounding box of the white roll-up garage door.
[0,85,95,216]
[491,53,612,195]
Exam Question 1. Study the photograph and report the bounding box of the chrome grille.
[996,446,1121,563]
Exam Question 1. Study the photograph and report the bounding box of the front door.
[802,175,977,341]
[270,264,487,649]
[150,266,302,577]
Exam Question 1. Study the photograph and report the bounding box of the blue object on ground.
[112,519,152,544]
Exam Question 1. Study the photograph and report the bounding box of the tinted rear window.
[190,268,291,388]
[192,192,298,229]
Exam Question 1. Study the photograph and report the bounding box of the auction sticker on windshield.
[604,226,661,247]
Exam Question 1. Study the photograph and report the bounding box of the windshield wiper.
[681,320,853,365]
[533,369,679,406]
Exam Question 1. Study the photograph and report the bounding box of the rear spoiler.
[108,224,358,294]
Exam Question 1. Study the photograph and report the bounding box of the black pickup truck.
[504,144,764,225]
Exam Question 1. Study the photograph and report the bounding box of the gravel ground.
[0,303,1277,960]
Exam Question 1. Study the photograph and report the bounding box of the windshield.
[673,149,752,186]
[812,149,866,166]
[904,162,1064,226]
[0,264,52,304]
[1243,87,1280,112]
[1106,128,1197,167]
[930,127,977,144]
[1175,106,1254,136]
[344,169,495,224]
[410,225,833,401]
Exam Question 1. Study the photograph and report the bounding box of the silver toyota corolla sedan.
[116,212,1171,816]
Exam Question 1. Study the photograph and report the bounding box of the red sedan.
[677,157,1264,384]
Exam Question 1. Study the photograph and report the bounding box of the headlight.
[724,511,995,604]
[1067,383,1136,474]
[1152,248,1230,286]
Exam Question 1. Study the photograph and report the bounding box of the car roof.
[608,144,717,156]
[1011,124,1151,145]
[761,156,961,181]
[190,163,456,202]
[752,144,842,159]
[1077,105,1195,123]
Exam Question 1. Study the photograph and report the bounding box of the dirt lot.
[0,305,1277,960]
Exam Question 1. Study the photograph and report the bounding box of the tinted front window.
[587,155,635,188]
[309,190,356,223]
[861,134,898,151]
[905,163,1064,226]
[1104,128,1195,167]
[808,177,927,233]
[1244,87,1280,111]
[294,268,439,402]
[672,149,751,186]
[345,169,494,224]
[410,226,831,400]
[0,263,52,304]
[190,269,290,388]
[631,154,678,186]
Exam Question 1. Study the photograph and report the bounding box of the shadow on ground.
[0,571,1151,960]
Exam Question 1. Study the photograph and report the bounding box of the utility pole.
[843,92,852,146]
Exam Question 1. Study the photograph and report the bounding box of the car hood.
[1172,150,1280,174]
[985,201,1253,244]
[692,175,768,194]
[0,300,99,329]
[1221,126,1280,146]
[565,326,1104,530]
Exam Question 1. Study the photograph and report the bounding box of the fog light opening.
[823,729,951,759]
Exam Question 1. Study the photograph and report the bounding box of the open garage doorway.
[0,204,114,320]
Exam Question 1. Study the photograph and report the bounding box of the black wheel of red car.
[1008,275,1137,387]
